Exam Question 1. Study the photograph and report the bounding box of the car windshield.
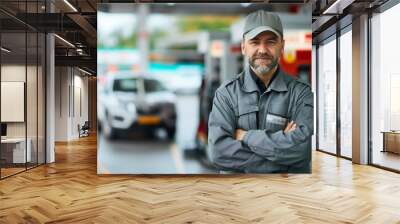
[144,79,166,92]
[113,78,138,92]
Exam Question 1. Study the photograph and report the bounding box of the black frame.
[0,0,47,180]
[315,22,353,161]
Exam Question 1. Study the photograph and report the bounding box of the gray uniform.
[208,66,314,173]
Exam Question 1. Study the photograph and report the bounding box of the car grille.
[137,105,161,115]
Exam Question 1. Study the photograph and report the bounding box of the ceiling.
[1,0,312,75]
[311,0,390,43]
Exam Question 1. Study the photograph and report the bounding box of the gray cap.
[243,10,283,41]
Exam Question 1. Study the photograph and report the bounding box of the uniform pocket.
[265,113,287,132]
[237,106,258,130]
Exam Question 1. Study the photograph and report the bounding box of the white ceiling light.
[240,3,251,7]
[322,0,354,15]
[1,47,11,53]
[78,67,92,76]
[323,0,341,14]
[54,34,75,48]
[63,0,78,12]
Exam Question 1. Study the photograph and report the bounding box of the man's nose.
[258,43,269,54]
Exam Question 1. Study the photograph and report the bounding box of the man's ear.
[280,39,285,55]
[241,40,245,55]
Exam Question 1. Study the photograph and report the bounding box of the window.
[317,37,337,154]
[339,29,352,158]
[0,2,46,179]
[371,3,400,171]
[144,79,166,92]
[113,79,138,92]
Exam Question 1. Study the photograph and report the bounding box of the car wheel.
[103,115,117,140]
[166,126,176,140]
[97,121,102,132]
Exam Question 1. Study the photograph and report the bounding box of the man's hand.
[236,121,296,140]
[235,129,247,141]
[284,121,297,134]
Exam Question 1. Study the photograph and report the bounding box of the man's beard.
[247,53,279,76]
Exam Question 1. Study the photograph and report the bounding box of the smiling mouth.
[255,58,271,61]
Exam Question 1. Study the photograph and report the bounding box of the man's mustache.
[252,54,273,60]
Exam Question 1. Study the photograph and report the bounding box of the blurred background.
[97,3,312,174]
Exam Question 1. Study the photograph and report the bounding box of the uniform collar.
[242,65,288,93]
[249,67,267,93]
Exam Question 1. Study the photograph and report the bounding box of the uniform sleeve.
[208,88,260,172]
[242,85,314,166]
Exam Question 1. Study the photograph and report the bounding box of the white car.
[98,72,177,139]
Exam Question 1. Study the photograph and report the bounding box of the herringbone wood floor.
[1,135,400,224]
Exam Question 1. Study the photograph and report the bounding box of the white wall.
[55,67,69,141]
[71,73,89,138]
[1,66,26,134]
[54,67,89,141]
[1,65,36,138]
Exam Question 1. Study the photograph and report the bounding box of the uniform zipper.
[258,92,265,129]
[257,93,261,129]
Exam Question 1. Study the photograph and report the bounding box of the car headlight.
[126,103,136,113]
[114,99,135,112]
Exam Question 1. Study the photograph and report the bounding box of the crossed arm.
[235,121,297,141]
[208,86,313,171]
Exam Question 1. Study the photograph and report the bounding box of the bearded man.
[208,10,314,173]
